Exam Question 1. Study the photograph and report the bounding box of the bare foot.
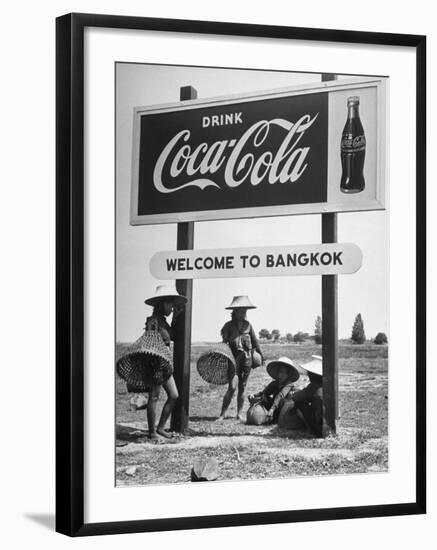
[157,427,173,439]
[216,416,225,422]
[148,432,159,441]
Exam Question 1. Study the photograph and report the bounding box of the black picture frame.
[56,12,426,537]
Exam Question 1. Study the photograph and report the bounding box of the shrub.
[374,332,388,345]
[259,328,271,340]
[293,331,306,343]
[271,329,281,342]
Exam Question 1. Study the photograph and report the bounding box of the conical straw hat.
[266,356,302,383]
[116,330,173,391]
[145,285,187,307]
[301,355,323,377]
[225,295,256,309]
[196,344,236,385]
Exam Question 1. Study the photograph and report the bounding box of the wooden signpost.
[321,73,339,434]
[170,86,196,434]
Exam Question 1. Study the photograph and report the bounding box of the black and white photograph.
[51,10,425,537]
[114,63,389,486]
[0,0,431,545]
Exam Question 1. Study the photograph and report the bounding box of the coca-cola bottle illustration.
[340,96,366,193]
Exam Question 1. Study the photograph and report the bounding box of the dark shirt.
[221,320,262,359]
[261,380,295,412]
[252,379,295,414]
[291,381,323,403]
[145,315,174,346]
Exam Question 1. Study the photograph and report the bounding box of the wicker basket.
[116,330,173,392]
[196,344,236,385]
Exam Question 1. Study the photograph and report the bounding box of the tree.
[271,329,281,342]
[351,313,366,344]
[374,332,388,345]
[285,333,293,343]
[314,315,322,344]
[293,331,306,343]
[259,328,271,340]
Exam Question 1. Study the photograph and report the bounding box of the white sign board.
[150,243,362,280]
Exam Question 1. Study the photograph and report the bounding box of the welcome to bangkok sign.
[130,77,386,224]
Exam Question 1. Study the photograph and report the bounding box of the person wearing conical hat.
[217,296,264,422]
[133,285,187,440]
[285,355,323,437]
[247,357,301,424]
[144,285,187,346]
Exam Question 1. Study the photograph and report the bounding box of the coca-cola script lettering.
[153,115,318,193]
[136,92,328,217]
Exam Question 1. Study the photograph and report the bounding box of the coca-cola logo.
[136,92,328,217]
[341,135,366,151]
[153,114,318,194]
[353,135,366,148]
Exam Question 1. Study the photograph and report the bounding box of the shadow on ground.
[25,514,55,531]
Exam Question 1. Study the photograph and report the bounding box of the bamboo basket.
[116,330,173,392]
[196,344,236,385]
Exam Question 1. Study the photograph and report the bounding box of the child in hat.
[248,357,301,424]
[118,285,187,440]
[285,355,323,437]
[218,296,264,421]
[143,285,187,439]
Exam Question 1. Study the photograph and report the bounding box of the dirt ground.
[115,343,388,485]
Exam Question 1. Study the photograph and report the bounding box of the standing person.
[144,285,187,439]
[218,296,264,422]
[117,285,187,440]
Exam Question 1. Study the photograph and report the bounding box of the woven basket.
[196,344,236,385]
[116,331,173,392]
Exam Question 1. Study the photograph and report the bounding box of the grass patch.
[115,343,388,485]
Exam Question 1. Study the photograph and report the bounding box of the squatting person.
[283,355,323,437]
[247,356,301,424]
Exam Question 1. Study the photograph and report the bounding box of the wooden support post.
[321,73,338,436]
[170,85,197,434]
[322,213,339,434]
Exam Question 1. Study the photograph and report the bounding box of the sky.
[116,63,388,343]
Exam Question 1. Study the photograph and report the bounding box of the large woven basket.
[196,344,236,385]
[116,330,173,392]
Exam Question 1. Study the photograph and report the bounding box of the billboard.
[130,77,387,224]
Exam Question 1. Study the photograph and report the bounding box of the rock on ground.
[191,457,219,481]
